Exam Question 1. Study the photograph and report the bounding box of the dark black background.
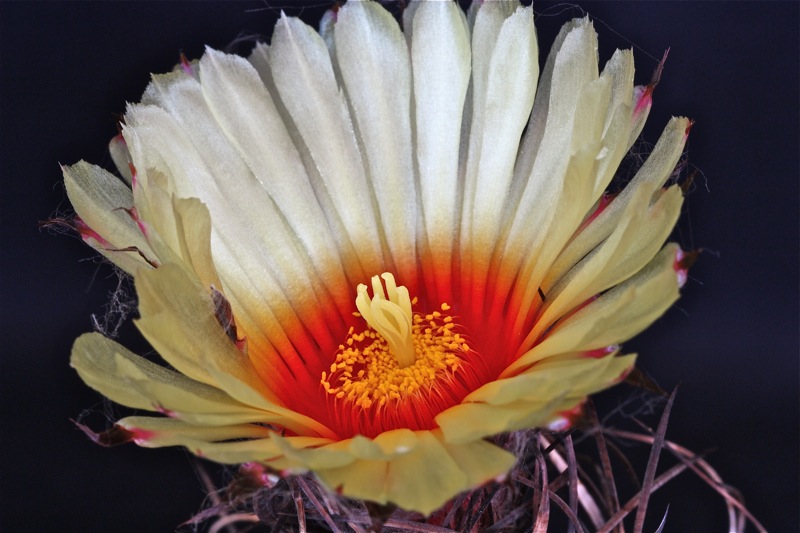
[2,1,797,531]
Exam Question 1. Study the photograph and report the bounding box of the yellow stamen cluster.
[321,274,468,409]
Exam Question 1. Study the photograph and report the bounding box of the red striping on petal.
[128,164,139,192]
[74,213,159,267]
[262,258,536,439]
[117,205,148,237]
[248,298,351,421]
[684,119,695,139]
[154,404,177,418]
[634,84,654,117]
[526,294,599,356]
[415,249,458,312]
[554,402,586,431]
[673,247,698,288]
[615,364,635,384]
[448,251,529,372]
[72,419,154,447]
[74,216,112,247]
[179,52,194,76]
[584,345,619,359]
[579,193,616,233]
[130,428,157,444]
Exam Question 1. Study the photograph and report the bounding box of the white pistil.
[355,273,416,368]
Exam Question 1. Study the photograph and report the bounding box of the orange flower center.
[320,273,468,410]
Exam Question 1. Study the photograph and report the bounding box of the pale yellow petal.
[346,429,420,460]
[125,183,220,291]
[63,161,155,274]
[438,354,635,443]
[72,333,277,425]
[473,352,631,405]
[198,48,335,259]
[136,65,351,314]
[169,196,220,290]
[514,17,587,180]
[131,76,350,377]
[268,14,383,278]
[112,422,512,514]
[496,18,600,319]
[316,431,468,515]
[506,141,600,337]
[139,429,333,470]
[551,116,690,282]
[193,429,513,515]
[116,416,273,448]
[411,0,471,279]
[462,5,538,268]
[334,0,417,273]
[134,262,336,438]
[507,245,681,374]
[108,134,134,184]
[438,399,570,445]
[527,184,682,348]
[274,428,420,467]
[592,48,635,195]
[504,18,598,253]
[439,437,516,489]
